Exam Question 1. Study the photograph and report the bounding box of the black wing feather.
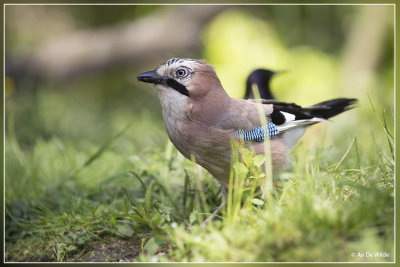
[254,98,358,121]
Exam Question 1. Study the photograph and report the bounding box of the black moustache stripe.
[166,79,190,97]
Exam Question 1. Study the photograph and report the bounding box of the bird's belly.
[162,117,289,186]
[163,118,233,185]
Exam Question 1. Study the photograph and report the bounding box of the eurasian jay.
[137,58,356,190]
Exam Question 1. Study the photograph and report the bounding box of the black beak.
[137,70,167,84]
[137,69,190,97]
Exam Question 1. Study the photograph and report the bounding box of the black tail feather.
[259,98,357,123]
[307,98,358,119]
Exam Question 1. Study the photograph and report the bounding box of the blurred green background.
[5,4,394,262]
[5,4,394,143]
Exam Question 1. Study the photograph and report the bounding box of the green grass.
[154,145,394,262]
[5,78,394,262]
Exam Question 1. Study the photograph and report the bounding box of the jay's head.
[137,58,224,99]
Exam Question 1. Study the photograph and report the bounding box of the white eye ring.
[176,68,189,78]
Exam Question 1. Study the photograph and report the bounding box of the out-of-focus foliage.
[203,7,393,106]
[203,9,340,103]
[5,5,160,53]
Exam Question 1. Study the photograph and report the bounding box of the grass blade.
[66,123,133,179]
[382,109,394,159]
[334,137,355,171]
[129,171,148,192]
[251,84,273,200]
[183,170,190,215]
[82,123,133,169]
[145,181,155,215]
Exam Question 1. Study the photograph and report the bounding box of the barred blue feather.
[234,121,279,142]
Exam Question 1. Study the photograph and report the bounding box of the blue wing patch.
[234,121,279,142]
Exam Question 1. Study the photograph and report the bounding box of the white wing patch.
[281,111,296,122]
[276,117,326,132]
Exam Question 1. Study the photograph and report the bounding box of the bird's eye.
[175,68,189,78]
